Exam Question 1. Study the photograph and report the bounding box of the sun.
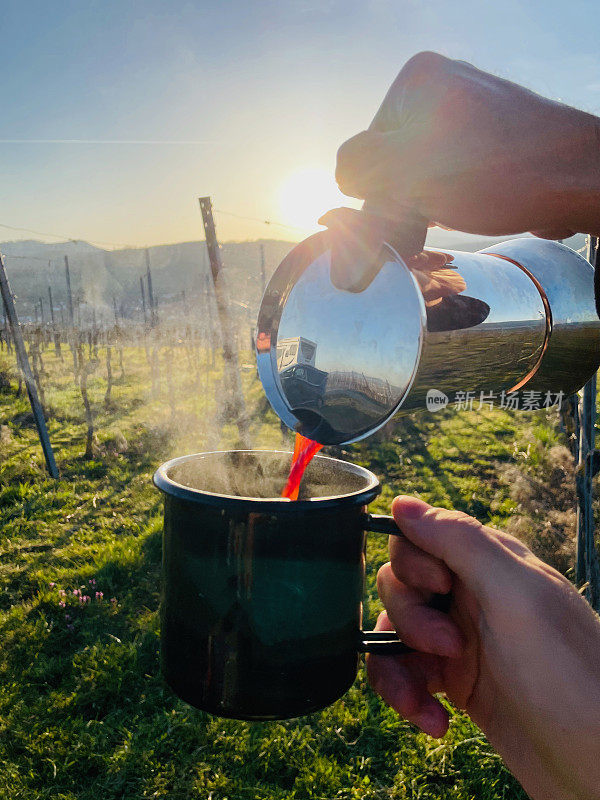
[277,167,359,231]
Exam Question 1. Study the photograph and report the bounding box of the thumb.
[391,496,518,602]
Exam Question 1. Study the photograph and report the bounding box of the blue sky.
[1,0,599,246]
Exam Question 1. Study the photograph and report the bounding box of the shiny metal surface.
[404,246,548,411]
[482,238,600,396]
[256,232,600,445]
[256,231,425,444]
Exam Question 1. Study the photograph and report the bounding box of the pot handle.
[359,513,451,655]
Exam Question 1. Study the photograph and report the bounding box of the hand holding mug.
[369,495,600,800]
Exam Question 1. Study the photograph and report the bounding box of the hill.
[0,230,586,325]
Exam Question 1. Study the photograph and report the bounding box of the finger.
[531,228,577,240]
[367,612,450,738]
[406,251,452,270]
[487,527,535,558]
[391,496,522,601]
[377,564,464,657]
[369,51,453,133]
[337,52,453,198]
[385,532,452,594]
[373,612,446,693]
[336,130,413,200]
[319,205,392,292]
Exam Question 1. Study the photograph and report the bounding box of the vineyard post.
[203,275,211,393]
[2,302,11,352]
[0,253,59,478]
[205,274,215,367]
[91,307,98,359]
[260,242,266,295]
[145,250,160,393]
[76,340,98,459]
[64,255,77,374]
[140,276,148,325]
[140,273,152,379]
[64,255,74,324]
[104,343,113,408]
[198,196,249,446]
[48,284,62,358]
[575,236,600,611]
[145,249,157,328]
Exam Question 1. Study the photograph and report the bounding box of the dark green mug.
[153,449,413,721]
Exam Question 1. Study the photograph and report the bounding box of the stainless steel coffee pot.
[256,232,600,445]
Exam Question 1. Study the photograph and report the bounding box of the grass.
[0,335,580,799]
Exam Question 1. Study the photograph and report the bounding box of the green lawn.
[0,336,577,799]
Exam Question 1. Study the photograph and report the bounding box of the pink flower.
[110,597,117,604]
[58,589,66,597]
[58,601,66,608]
[95,591,103,600]
[73,589,80,596]
[89,579,96,586]
[49,582,55,588]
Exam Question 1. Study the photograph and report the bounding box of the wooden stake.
[198,197,249,446]
[205,274,215,367]
[145,249,157,327]
[0,253,59,478]
[64,255,74,325]
[140,275,148,324]
[575,236,600,611]
[47,285,55,325]
[260,242,266,296]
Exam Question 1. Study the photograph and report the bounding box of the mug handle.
[359,513,451,655]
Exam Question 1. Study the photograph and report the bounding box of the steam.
[4,238,298,461]
[167,451,369,500]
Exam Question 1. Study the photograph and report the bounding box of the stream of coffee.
[281,433,323,500]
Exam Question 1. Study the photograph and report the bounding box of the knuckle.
[399,50,450,82]
[336,131,369,165]
[335,139,352,171]
[431,506,483,532]
[335,132,373,192]
[335,152,357,195]
[428,507,492,554]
